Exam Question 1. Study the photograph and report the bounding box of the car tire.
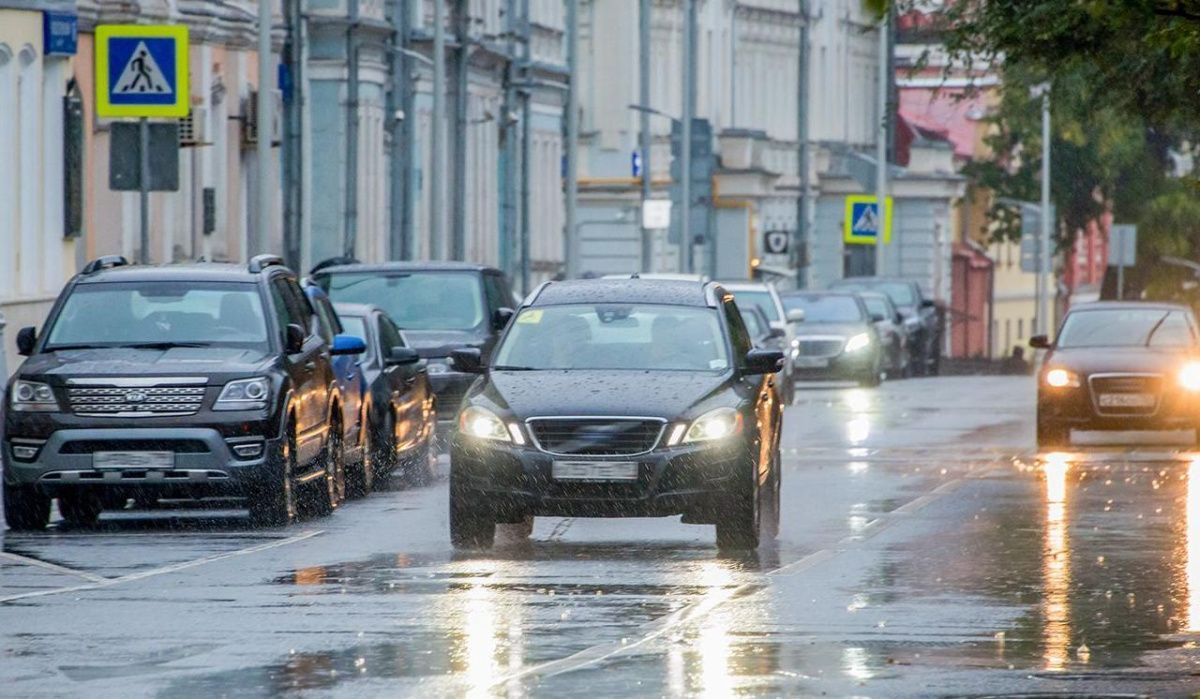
[59,492,102,527]
[311,420,345,516]
[347,413,375,499]
[716,463,762,551]
[374,412,398,482]
[249,425,298,527]
[3,483,50,531]
[449,468,495,549]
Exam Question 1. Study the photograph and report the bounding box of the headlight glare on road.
[1180,362,1200,391]
[683,408,743,443]
[460,405,511,442]
[214,377,270,410]
[10,380,57,411]
[844,333,872,353]
[1044,368,1080,388]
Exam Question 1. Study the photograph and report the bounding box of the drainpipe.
[344,0,360,257]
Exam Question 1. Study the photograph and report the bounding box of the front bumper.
[791,349,879,381]
[450,434,753,520]
[1038,384,1200,431]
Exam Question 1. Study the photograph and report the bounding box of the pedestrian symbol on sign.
[114,42,172,94]
[852,205,878,235]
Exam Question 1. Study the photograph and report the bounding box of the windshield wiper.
[120,341,213,350]
[491,365,538,371]
[1144,312,1171,347]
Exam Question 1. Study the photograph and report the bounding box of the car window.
[319,271,485,331]
[484,274,514,314]
[340,314,372,361]
[494,304,730,372]
[731,290,780,322]
[310,296,340,344]
[739,308,765,338]
[723,299,752,359]
[862,296,890,319]
[378,315,407,351]
[1057,309,1196,348]
[780,294,865,323]
[270,278,307,333]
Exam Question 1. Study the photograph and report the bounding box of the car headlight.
[214,377,270,410]
[1180,362,1200,391]
[10,380,58,411]
[680,407,743,444]
[459,405,512,443]
[844,333,872,353]
[1044,368,1080,388]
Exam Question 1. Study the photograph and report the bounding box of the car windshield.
[862,296,890,319]
[781,294,864,323]
[832,281,916,307]
[44,282,270,350]
[319,271,484,332]
[731,290,779,322]
[494,304,730,372]
[739,308,765,338]
[1056,309,1195,349]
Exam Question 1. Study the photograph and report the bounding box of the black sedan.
[860,291,910,378]
[448,279,785,550]
[1033,301,1200,447]
[779,291,884,387]
[334,304,439,488]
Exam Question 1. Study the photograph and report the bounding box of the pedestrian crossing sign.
[96,25,189,118]
[844,194,893,245]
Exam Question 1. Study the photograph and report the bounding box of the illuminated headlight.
[1044,368,1080,388]
[844,333,872,353]
[1180,363,1200,391]
[459,405,513,443]
[10,380,58,411]
[680,407,743,444]
[214,377,270,410]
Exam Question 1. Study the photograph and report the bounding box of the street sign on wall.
[843,195,892,245]
[642,199,671,230]
[95,24,189,118]
[763,229,789,255]
[1109,224,1137,267]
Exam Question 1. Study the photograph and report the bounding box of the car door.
[271,275,330,466]
[313,294,363,446]
[378,314,429,452]
[723,297,775,490]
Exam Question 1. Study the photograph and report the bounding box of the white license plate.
[551,460,638,482]
[93,451,174,470]
[795,357,830,369]
[1098,393,1156,408]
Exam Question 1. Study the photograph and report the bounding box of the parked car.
[721,281,799,404]
[448,279,785,550]
[859,291,909,379]
[311,262,517,432]
[829,277,941,376]
[779,291,883,387]
[3,255,364,530]
[334,303,439,487]
[1032,301,1200,447]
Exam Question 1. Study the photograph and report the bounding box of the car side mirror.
[894,314,904,325]
[492,307,515,330]
[870,312,886,323]
[785,308,805,323]
[285,324,306,354]
[1029,334,1051,350]
[16,327,36,356]
[921,299,936,309]
[331,334,367,356]
[386,346,421,366]
[743,348,784,375]
[767,326,786,340]
[450,347,485,374]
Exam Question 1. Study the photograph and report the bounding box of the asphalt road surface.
[5,376,1200,697]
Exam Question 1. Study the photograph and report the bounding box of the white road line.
[0,529,323,605]
[487,473,981,687]
[0,551,110,584]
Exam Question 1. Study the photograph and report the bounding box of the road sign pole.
[874,11,888,277]
[1116,226,1125,300]
[138,117,150,264]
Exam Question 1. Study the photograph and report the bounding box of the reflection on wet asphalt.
[5,377,1200,696]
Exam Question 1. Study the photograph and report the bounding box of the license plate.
[795,357,830,369]
[551,460,638,482]
[93,451,174,470]
[1098,393,1156,408]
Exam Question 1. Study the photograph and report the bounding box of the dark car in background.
[780,291,883,387]
[335,303,438,488]
[448,279,785,550]
[1032,302,1200,447]
[312,262,517,433]
[860,291,909,378]
[829,277,941,376]
[3,255,358,530]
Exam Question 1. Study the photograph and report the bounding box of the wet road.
[5,375,1200,697]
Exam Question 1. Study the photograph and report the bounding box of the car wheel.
[3,483,50,531]
[716,463,762,551]
[249,424,298,527]
[311,420,346,516]
[347,413,375,499]
[59,492,102,527]
[374,412,399,481]
[449,467,495,549]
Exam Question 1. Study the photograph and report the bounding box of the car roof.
[530,279,714,307]
[1068,301,1193,313]
[332,302,378,318]
[311,261,501,276]
[719,281,774,292]
[832,277,915,284]
[780,289,861,298]
[74,263,269,284]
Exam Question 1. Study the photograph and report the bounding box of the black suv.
[3,255,359,530]
[311,262,517,428]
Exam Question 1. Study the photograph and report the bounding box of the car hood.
[403,330,487,358]
[482,370,732,419]
[794,322,870,338]
[19,347,275,383]
[1047,347,1197,375]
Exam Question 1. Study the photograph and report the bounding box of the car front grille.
[795,338,845,358]
[59,439,210,455]
[527,418,665,456]
[1088,374,1162,416]
[67,385,208,416]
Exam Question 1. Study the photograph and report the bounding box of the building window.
[1017,318,1024,341]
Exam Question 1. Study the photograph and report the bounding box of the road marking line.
[0,551,110,583]
[487,472,986,687]
[0,530,323,605]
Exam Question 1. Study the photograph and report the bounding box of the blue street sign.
[632,150,642,178]
[843,195,892,245]
[95,25,189,118]
[43,12,78,56]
